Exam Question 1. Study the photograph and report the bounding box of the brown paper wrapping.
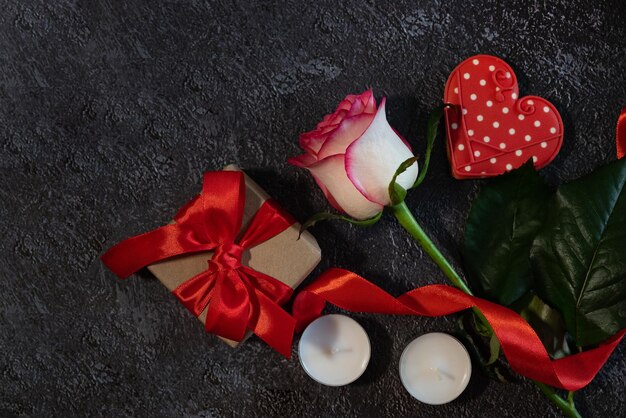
[147,165,321,347]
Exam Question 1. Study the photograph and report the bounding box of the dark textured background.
[1,0,625,417]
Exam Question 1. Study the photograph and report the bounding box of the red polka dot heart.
[444,55,563,179]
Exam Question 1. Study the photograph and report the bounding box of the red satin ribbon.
[101,171,297,357]
[292,268,625,391]
[617,107,626,159]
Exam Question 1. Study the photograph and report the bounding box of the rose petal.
[345,98,418,205]
[393,128,413,151]
[337,96,356,112]
[299,133,326,155]
[310,173,344,213]
[317,113,375,159]
[301,91,378,156]
[329,109,348,125]
[363,90,376,113]
[307,154,383,219]
[318,123,339,135]
[288,153,317,168]
[348,96,365,117]
[288,156,344,212]
[319,113,334,126]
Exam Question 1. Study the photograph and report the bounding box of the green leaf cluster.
[464,158,626,348]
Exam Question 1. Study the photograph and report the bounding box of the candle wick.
[437,367,456,381]
[427,367,456,381]
[430,367,443,381]
[329,347,353,355]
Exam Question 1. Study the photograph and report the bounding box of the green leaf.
[463,162,551,305]
[388,104,448,203]
[413,104,449,188]
[486,333,501,365]
[471,311,492,337]
[513,293,571,359]
[456,313,520,384]
[531,158,626,347]
[388,157,417,205]
[299,211,382,236]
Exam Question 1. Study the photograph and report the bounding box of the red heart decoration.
[444,55,563,179]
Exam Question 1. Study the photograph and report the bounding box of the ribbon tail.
[397,285,574,390]
[248,286,296,358]
[292,268,414,331]
[551,329,626,390]
[239,266,293,306]
[292,291,327,333]
[617,106,626,159]
[101,223,216,279]
[399,282,626,391]
[172,270,216,317]
[203,270,251,342]
[293,268,625,391]
[466,293,564,389]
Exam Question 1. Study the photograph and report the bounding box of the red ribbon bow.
[101,171,296,357]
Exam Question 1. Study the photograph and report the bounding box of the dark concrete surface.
[1,1,625,417]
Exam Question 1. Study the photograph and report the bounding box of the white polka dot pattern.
[443,54,564,179]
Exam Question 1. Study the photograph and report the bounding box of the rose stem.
[389,200,472,294]
[535,382,582,418]
[389,200,581,418]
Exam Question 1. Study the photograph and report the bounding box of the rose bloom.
[288,90,418,219]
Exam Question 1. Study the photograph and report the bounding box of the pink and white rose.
[288,90,418,219]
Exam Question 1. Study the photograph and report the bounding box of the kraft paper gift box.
[146,165,321,347]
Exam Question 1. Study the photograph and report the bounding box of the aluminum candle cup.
[399,333,472,404]
[298,314,371,386]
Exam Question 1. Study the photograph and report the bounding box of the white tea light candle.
[298,314,371,386]
[399,333,472,404]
